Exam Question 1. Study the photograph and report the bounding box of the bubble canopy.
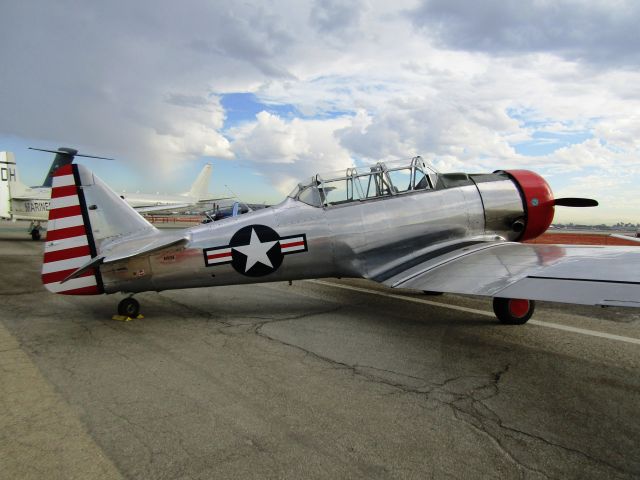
[288,156,440,207]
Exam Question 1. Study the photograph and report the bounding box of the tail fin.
[0,152,16,218]
[187,163,212,199]
[42,164,155,295]
[0,151,34,219]
[41,147,77,187]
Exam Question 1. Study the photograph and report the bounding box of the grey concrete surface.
[1,225,639,479]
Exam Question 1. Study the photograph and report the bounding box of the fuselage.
[5,187,51,220]
[99,173,526,294]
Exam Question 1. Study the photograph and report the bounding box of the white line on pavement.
[309,280,640,346]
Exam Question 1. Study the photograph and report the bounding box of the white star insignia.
[232,228,278,273]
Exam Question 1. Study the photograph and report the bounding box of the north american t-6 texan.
[41,156,640,324]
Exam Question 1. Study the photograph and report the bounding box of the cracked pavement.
[1,228,639,479]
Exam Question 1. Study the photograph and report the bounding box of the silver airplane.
[41,156,640,324]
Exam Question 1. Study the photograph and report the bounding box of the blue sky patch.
[220,93,299,128]
[220,92,352,128]
[514,130,593,156]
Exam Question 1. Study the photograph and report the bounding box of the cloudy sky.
[1,0,639,224]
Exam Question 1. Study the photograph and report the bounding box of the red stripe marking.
[208,251,232,260]
[54,165,74,176]
[48,205,82,220]
[51,185,78,199]
[43,245,91,263]
[280,240,305,249]
[46,225,86,241]
[42,267,94,285]
[58,285,101,296]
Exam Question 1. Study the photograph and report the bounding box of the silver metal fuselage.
[100,178,524,294]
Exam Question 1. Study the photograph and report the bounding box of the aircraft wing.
[132,197,233,213]
[133,203,193,214]
[196,196,234,203]
[379,242,640,307]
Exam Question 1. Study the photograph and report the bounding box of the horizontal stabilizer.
[61,234,189,283]
[100,234,189,265]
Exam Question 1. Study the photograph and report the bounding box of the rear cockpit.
[288,156,440,207]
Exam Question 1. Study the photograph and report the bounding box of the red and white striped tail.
[41,164,103,295]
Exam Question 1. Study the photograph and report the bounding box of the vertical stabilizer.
[42,164,104,295]
[187,163,212,199]
[41,147,77,187]
[0,152,16,218]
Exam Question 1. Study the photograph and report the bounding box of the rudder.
[41,164,103,295]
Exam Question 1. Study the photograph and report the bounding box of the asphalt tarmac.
[1,224,639,479]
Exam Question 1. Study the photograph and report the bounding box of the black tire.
[493,297,535,325]
[118,298,140,318]
[31,228,41,241]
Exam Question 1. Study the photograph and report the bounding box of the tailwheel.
[493,297,535,325]
[118,297,140,318]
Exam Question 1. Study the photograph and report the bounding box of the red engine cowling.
[503,170,555,242]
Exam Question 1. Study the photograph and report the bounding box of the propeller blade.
[29,147,73,155]
[29,147,114,161]
[75,153,115,160]
[554,197,598,207]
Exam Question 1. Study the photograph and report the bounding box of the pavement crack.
[255,323,443,397]
[452,407,551,480]
[246,305,344,324]
[440,363,634,479]
[481,401,635,478]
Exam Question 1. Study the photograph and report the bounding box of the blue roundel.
[531,198,539,207]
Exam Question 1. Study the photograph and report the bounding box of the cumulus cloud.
[336,98,522,170]
[0,0,639,221]
[0,0,298,176]
[229,111,353,194]
[309,0,365,38]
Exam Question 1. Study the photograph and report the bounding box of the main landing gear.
[117,297,140,318]
[29,221,42,241]
[492,297,535,325]
[425,291,535,324]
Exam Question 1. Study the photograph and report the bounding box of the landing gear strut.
[29,221,42,241]
[118,297,140,318]
[493,297,535,325]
